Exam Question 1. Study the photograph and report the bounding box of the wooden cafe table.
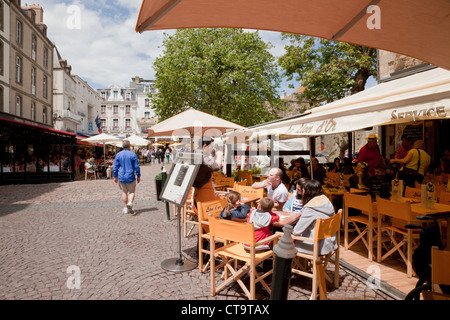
[410,201,450,250]
[373,198,450,251]
[240,196,261,208]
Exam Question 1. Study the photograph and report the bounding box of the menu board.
[400,122,424,142]
[160,153,202,206]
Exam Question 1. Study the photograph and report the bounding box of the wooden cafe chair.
[289,209,342,300]
[208,217,280,300]
[438,191,450,205]
[197,198,228,273]
[430,246,450,294]
[182,187,198,237]
[404,186,421,199]
[236,185,265,208]
[376,196,421,278]
[423,246,450,300]
[227,179,247,192]
[343,193,379,261]
[238,171,254,186]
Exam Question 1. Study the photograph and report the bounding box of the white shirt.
[266,181,289,204]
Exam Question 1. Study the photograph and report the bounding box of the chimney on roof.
[22,3,44,24]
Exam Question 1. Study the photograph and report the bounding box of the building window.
[126,105,130,114]
[16,56,22,84]
[145,98,150,107]
[0,40,3,76]
[101,105,106,114]
[31,35,37,61]
[101,119,106,128]
[43,75,47,99]
[31,102,36,121]
[144,111,150,119]
[31,67,36,95]
[0,2,3,31]
[16,19,23,45]
[113,105,118,114]
[16,95,22,117]
[113,119,118,129]
[43,47,48,68]
[43,106,47,124]
[125,119,131,130]
[113,91,118,100]
[0,85,3,112]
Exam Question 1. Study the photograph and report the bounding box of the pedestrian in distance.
[113,140,141,215]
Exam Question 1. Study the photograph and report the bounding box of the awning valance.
[224,67,450,142]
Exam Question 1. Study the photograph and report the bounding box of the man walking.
[113,140,141,214]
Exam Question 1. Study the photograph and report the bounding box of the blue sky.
[39,0,376,95]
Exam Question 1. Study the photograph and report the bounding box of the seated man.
[252,167,289,210]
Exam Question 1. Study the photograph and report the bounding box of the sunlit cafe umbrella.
[135,0,450,70]
[147,108,244,151]
[82,133,123,161]
[125,134,150,147]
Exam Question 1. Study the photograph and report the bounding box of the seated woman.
[219,191,251,222]
[292,179,338,255]
[329,157,342,173]
[283,178,309,213]
[349,161,370,190]
[341,157,355,175]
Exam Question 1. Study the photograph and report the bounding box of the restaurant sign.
[391,106,446,121]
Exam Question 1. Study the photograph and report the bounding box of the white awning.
[225,67,450,142]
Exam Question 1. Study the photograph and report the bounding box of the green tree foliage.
[278,34,377,107]
[150,28,283,127]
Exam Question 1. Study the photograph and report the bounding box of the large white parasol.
[82,133,123,160]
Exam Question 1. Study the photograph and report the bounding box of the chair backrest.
[314,209,342,242]
[212,171,224,180]
[198,198,228,222]
[233,180,247,189]
[214,176,235,187]
[432,246,450,286]
[237,185,264,199]
[439,191,450,205]
[209,216,255,246]
[375,196,416,222]
[241,171,254,185]
[326,172,341,186]
[344,192,373,213]
[405,186,422,198]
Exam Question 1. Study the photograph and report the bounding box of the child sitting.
[245,197,280,251]
[219,191,251,222]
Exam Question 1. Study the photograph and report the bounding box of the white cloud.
[40,0,298,94]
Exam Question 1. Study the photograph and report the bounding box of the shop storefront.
[0,117,76,184]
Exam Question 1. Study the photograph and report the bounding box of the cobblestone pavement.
[0,163,395,301]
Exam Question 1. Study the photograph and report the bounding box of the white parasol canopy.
[125,134,150,147]
[82,133,123,160]
[148,108,245,151]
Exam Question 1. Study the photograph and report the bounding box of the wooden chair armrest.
[275,231,313,244]
[255,233,282,247]
[291,234,314,243]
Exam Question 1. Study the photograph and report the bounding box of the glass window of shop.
[0,122,74,174]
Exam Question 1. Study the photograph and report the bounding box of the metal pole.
[160,165,170,220]
[270,225,298,300]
